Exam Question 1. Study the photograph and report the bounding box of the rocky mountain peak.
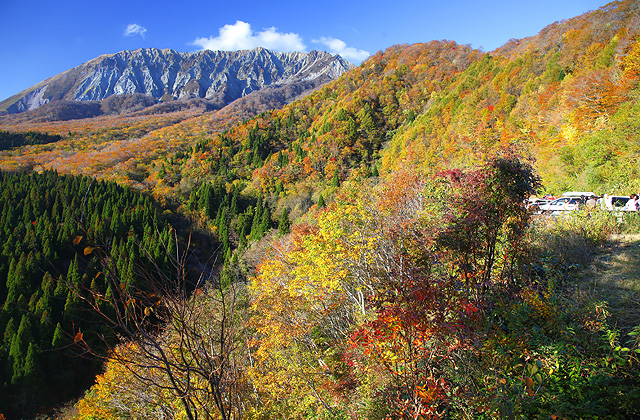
[1,47,355,114]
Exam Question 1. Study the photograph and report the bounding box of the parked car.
[537,197,581,214]
[599,195,631,211]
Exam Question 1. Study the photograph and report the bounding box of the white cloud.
[313,37,370,63]
[191,22,370,63]
[192,21,305,52]
[124,23,147,38]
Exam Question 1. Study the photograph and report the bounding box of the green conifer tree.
[332,169,340,188]
[259,206,272,236]
[230,188,238,217]
[278,208,291,236]
[250,198,264,240]
[3,316,17,345]
[188,190,197,211]
[317,194,326,208]
[51,322,64,348]
[22,342,44,403]
[9,314,33,384]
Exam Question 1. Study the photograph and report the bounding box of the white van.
[599,195,631,211]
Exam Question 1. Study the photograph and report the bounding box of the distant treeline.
[0,129,63,151]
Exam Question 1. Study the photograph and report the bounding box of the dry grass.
[575,233,640,330]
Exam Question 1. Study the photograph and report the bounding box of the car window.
[612,197,629,207]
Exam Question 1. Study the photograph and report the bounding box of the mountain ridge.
[0,47,355,114]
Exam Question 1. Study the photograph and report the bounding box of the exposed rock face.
[2,47,355,113]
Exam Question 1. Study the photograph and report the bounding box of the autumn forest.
[1,1,640,419]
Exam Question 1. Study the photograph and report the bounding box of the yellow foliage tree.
[75,344,181,420]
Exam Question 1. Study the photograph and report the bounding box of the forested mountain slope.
[2,2,640,418]
[383,0,640,194]
[0,171,178,418]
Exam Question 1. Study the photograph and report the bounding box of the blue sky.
[0,0,608,102]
